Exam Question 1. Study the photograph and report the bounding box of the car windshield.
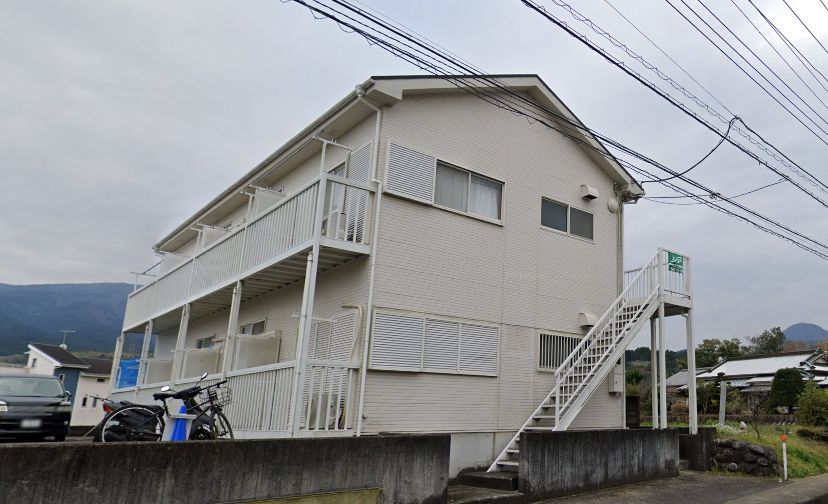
[0,377,65,397]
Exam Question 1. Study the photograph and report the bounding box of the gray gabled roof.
[665,367,712,387]
[28,344,90,369]
[80,358,113,377]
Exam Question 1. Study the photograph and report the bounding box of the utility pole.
[58,329,75,349]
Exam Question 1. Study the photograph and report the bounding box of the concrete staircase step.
[455,471,519,491]
[448,485,523,504]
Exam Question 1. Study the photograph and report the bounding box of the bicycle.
[97,373,233,442]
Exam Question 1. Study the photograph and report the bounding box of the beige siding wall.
[362,92,622,433]
[182,257,370,361]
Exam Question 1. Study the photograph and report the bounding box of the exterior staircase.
[488,250,687,472]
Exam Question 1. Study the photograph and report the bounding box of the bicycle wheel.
[213,412,234,439]
[99,406,164,442]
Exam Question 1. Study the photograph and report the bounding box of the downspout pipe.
[355,86,382,436]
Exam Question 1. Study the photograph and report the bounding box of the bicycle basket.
[200,384,232,408]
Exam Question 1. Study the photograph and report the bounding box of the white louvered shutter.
[344,143,372,243]
[423,318,460,373]
[459,323,499,376]
[330,312,357,361]
[371,312,424,370]
[386,143,436,203]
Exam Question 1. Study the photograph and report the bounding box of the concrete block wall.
[518,429,679,498]
[0,435,449,504]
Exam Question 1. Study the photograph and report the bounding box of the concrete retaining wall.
[678,427,716,471]
[518,429,679,499]
[0,434,449,504]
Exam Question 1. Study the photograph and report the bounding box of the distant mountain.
[784,323,828,343]
[0,283,133,356]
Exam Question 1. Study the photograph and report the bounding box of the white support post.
[109,334,124,393]
[222,281,243,377]
[170,304,190,386]
[134,320,153,401]
[290,168,328,436]
[657,249,668,429]
[650,317,659,429]
[686,309,698,433]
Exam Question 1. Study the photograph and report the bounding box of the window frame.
[433,161,504,224]
[540,197,595,242]
[239,319,267,336]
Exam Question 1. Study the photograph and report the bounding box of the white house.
[27,344,113,427]
[696,350,828,394]
[110,75,696,475]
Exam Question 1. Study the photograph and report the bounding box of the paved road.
[543,471,780,504]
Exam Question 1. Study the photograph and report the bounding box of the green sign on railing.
[668,252,684,273]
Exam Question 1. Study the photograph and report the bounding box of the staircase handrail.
[553,251,659,381]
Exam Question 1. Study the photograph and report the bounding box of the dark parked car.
[0,374,72,441]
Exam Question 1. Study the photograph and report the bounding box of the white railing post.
[657,249,668,429]
[109,334,124,393]
[170,303,190,386]
[650,317,659,429]
[290,170,328,436]
[222,281,243,377]
[134,320,153,401]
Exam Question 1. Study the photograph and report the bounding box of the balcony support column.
[657,249,668,429]
[650,317,659,429]
[170,304,190,386]
[109,334,124,393]
[134,320,153,401]
[222,281,243,377]
[290,169,328,436]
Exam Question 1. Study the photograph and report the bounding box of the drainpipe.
[355,86,382,436]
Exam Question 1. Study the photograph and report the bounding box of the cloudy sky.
[2,0,827,349]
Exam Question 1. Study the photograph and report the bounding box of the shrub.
[670,400,689,414]
[725,389,746,415]
[798,383,828,427]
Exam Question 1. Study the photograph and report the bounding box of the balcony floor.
[131,240,369,334]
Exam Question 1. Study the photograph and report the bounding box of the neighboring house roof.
[80,358,113,377]
[665,367,712,387]
[28,344,90,369]
[696,350,825,380]
[154,74,643,252]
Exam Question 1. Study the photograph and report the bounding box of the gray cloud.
[1,0,826,349]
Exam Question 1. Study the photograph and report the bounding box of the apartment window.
[195,335,214,349]
[240,320,266,335]
[538,333,581,370]
[435,162,502,220]
[541,198,594,240]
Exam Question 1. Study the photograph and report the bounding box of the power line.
[744,0,828,89]
[695,0,828,117]
[285,0,828,259]
[600,0,735,116]
[727,0,828,102]
[644,178,786,204]
[521,0,828,202]
[643,116,737,183]
[664,0,828,143]
[779,0,828,60]
[536,0,828,200]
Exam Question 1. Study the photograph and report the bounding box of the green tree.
[768,368,805,411]
[696,338,744,367]
[696,380,719,414]
[798,383,828,426]
[626,369,644,385]
[745,327,786,355]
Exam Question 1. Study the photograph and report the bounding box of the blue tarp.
[117,358,139,388]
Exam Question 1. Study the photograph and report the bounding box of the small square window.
[570,208,594,240]
[541,199,567,232]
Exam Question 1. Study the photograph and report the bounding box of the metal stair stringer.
[553,291,659,431]
[487,251,663,472]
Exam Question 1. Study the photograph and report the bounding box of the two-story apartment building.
[110,75,695,475]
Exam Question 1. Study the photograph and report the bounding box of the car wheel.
[53,434,66,442]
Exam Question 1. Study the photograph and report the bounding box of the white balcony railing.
[123,175,373,330]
